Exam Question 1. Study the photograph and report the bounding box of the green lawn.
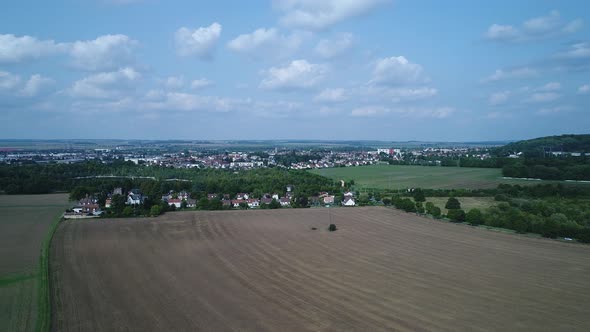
[0,194,69,332]
[310,164,586,190]
[419,197,496,214]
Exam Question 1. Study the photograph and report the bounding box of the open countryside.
[0,194,69,332]
[50,207,590,331]
[311,164,588,190]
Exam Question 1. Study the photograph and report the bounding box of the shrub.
[447,209,466,222]
[150,205,162,216]
[465,208,483,225]
[328,224,337,232]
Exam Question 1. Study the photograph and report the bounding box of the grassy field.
[52,208,590,331]
[416,196,496,214]
[0,194,69,332]
[310,164,588,190]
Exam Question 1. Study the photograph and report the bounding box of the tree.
[239,202,248,209]
[447,209,465,222]
[150,205,162,216]
[415,202,425,214]
[413,189,425,202]
[269,199,281,209]
[197,197,209,210]
[465,208,483,225]
[328,224,337,232]
[382,198,392,206]
[110,194,126,215]
[69,186,91,201]
[445,197,461,210]
[431,206,442,218]
[123,206,134,217]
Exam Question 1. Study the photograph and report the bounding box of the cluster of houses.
[67,185,354,218]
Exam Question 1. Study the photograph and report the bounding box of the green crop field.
[0,194,69,332]
[310,164,586,190]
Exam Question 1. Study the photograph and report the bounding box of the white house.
[280,197,291,207]
[247,199,260,208]
[342,197,356,207]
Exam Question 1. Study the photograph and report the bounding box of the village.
[64,185,356,219]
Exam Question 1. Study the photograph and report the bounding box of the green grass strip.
[34,213,63,332]
[0,273,37,287]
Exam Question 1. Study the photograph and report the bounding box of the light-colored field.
[420,196,496,214]
[51,207,590,331]
[0,194,69,332]
[311,164,586,190]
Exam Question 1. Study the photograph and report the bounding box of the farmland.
[310,164,586,190]
[51,207,590,331]
[0,194,69,332]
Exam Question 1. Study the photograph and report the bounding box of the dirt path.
[51,207,590,331]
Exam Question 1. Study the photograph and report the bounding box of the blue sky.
[0,0,589,141]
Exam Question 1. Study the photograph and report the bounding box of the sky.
[0,0,589,141]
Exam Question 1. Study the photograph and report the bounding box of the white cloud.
[578,84,590,94]
[161,76,185,89]
[525,92,561,103]
[537,106,573,115]
[482,67,537,83]
[275,0,388,30]
[556,42,590,59]
[69,34,138,71]
[20,74,55,97]
[315,33,354,58]
[488,91,510,106]
[175,23,222,59]
[370,56,427,85]
[227,27,302,57]
[351,106,454,118]
[68,67,140,99]
[538,82,561,91]
[0,34,66,63]
[485,11,583,43]
[191,78,213,90]
[0,71,22,90]
[314,88,347,102]
[366,86,437,102]
[260,59,327,90]
[142,91,241,113]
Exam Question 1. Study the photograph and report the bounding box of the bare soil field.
[51,207,590,331]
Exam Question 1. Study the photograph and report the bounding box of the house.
[260,197,273,205]
[323,195,335,205]
[271,193,279,200]
[247,198,260,208]
[127,189,146,205]
[280,197,291,207]
[207,193,218,200]
[113,187,123,195]
[221,199,232,207]
[232,199,245,208]
[167,198,182,208]
[236,193,250,200]
[342,196,356,207]
[286,185,294,192]
[343,191,354,197]
[178,191,190,200]
[105,198,112,208]
[186,199,197,208]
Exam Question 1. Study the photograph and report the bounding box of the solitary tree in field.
[445,197,461,210]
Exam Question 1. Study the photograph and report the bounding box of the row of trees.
[387,185,590,243]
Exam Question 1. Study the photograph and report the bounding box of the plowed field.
[51,207,590,331]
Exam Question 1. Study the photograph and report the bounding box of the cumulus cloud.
[315,33,354,58]
[68,67,140,99]
[260,59,327,90]
[370,56,428,86]
[274,0,388,30]
[482,67,537,83]
[0,71,22,90]
[0,34,67,63]
[537,106,573,115]
[175,23,222,59]
[485,11,583,42]
[191,78,213,90]
[227,27,302,58]
[161,76,185,89]
[314,88,347,102]
[525,92,561,103]
[579,84,590,94]
[69,34,138,71]
[488,91,510,106]
[351,105,454,118]
[20,74,55,97]
[538,82,561,91]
